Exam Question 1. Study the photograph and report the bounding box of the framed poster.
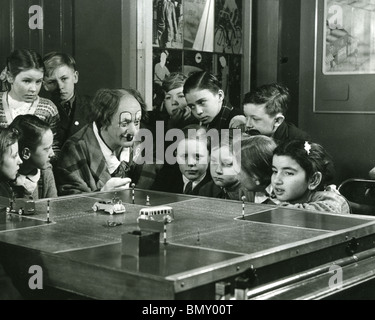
[314,0,375,113]
[323,0,375,75]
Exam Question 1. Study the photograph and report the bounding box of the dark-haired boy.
[242,83,310,142]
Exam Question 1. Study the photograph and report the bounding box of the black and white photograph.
[1,0,375,306]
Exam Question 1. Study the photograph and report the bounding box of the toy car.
[92,199,126,215]
[6,198,35,215]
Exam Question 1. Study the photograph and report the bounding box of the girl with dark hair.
[183,71,242,131]
[271,140,350,214]
[0,49,60,157]
[8,114,57,199]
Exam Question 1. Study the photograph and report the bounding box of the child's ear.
[308,171,322,190]
[73,70,79,84]
[273,113,285,130]
[21,148,31,160]
[218,89,224,102]
[6,72,13,84]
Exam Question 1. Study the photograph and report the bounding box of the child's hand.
[169,107,190,128]
[101,177,132,192]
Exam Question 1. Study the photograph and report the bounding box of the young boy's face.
[44,65,78,102]
[185,89,223,125]
[177,138,209,182]
[243,103,281,137]
[164,86,187,116]
[210,145,238,188]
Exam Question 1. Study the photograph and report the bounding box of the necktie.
[184,181,193,194]
[111,161,133,178]
[63,101,71,116]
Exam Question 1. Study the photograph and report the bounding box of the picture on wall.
[212,54,242,108]
[324,0,375,74]
[153,0,184,49]
[152,49,183,110]
[183,0,215,51]
[183,50,214,75]
[153,49,183,86]
[214,0,242,54]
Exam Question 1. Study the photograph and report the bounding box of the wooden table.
[1,189,375,300]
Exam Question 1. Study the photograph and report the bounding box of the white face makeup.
[101,94,142,150]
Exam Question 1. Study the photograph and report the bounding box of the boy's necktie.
[184,181,193,194]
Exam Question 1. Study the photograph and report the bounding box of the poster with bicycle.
[214,0,242,54]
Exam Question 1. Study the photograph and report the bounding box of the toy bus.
[138,205,174,223]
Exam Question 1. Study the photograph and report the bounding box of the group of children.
[0,48,351,216]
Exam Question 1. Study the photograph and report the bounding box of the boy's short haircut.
[43,52,76,77]
[183,71,221,96]
[242,83,290,117]
[162,72,187,93]
[180,124,211,151]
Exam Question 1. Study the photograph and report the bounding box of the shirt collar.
[182,173,207,191]
[93,122,130,174]
[14,169,41,195]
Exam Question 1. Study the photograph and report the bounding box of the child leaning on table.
[199,129,253,201]
[271,139,351,214]
[235,135,278,204]
[8,114,57,199]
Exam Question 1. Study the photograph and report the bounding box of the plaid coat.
[55,123,157,195]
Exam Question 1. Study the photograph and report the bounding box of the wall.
[0,0,73,72]
[299,0,375,184]
[251,0,300,125]
[74,0,123,96]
